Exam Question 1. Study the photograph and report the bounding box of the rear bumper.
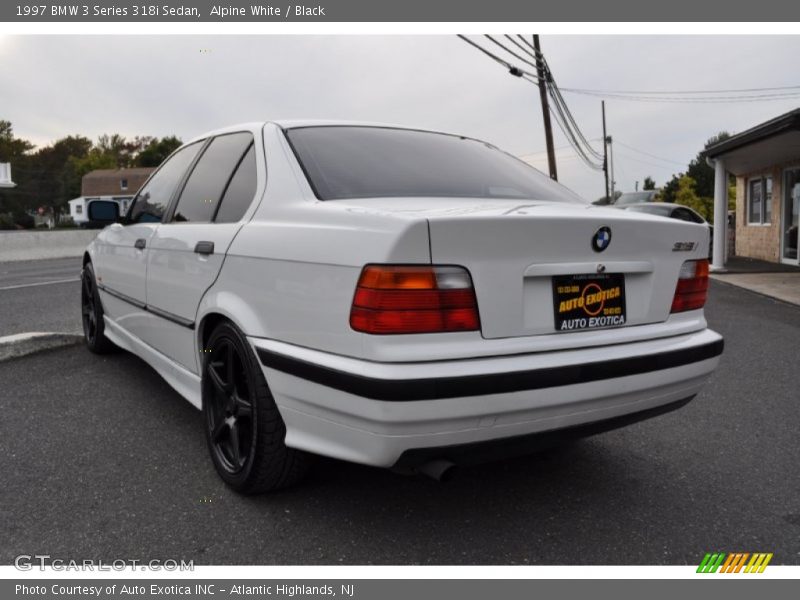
[250,328,723,468]
[392,395,694,471]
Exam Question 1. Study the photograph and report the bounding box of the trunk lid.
[333,198,710,339]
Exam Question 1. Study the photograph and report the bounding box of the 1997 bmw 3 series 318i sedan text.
[80,121,723,492]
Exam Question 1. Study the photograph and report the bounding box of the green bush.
[0,213,15,230]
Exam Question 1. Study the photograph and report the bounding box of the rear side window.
[673,207,703,223]
[215,144,257,223]
[171,132,253,223]
[285,126,584,203]
[129,141,203,223]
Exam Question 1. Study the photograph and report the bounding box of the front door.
[143,132,257,373]
[782,168,800,265]
[93,140,204,338]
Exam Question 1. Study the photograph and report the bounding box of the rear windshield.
[285,126,585,203]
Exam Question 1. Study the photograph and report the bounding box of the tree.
[0,120,34,161]
[0,121,183,225]
[660,132,732,204]
[673,174,714,222]
[642,176,656,191]
[136,136,182,167]
[32,135,92,220]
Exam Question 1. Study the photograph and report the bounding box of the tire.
[202,321,311,493]
[81,262,116,354]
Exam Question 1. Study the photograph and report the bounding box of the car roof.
[185,120,460,145]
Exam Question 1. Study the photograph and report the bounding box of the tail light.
[350,265,480,334]
[671,259,709,313]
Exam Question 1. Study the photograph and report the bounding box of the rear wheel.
[202,321,311,493]
[81,262,116,354]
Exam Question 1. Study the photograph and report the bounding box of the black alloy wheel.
[205,338,254,474]
[202,321,311,493]
[81,262,116,354]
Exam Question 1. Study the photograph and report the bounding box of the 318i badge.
[552,273,627,331]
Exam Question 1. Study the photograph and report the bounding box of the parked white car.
[81,121,723,493]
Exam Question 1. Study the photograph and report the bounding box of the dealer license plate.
[552,273,627,332]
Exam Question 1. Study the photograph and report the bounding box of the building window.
[748,176,772,225]
[75,205,82,214]
[120,178,128,191]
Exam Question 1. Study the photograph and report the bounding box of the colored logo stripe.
[697,553,726,573]
[745,553,773,573]
[697,552,773,573]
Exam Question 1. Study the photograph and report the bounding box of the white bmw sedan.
[81,121,723,493]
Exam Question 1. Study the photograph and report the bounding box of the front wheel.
[81,262,116,354]
[202,321,311,493]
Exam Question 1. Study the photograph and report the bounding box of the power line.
[548,80,604,160]
[559,83,800,95]
[503,34,538,63]
[547,102,603,171]
[560,88,800,103]
[457,35,540,80]
[521,76,604,170]
[613,139,686,167]
[518,141,594,157]
[455,34,514,70]
[515,35,542,58]
[483,35,540,73]
[520,39,604,163]
[614,149,683,172]
[457,34,603,174]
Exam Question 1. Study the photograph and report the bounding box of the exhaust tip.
[416,459,457,483]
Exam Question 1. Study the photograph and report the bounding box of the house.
[81,167,154,196]
[67,167,155,226]
[705,108,800,269]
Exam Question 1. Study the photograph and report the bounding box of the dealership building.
[706,108,800,269]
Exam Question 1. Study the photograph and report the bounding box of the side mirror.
[86,200,120,228]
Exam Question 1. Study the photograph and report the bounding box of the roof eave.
[705,108,800,159]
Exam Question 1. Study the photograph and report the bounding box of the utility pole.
[533,35,557,181]
[601,101,609,201]
[608,135,616,200]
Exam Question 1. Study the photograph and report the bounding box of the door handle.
[134,238,146,250]
[194,241,215,255]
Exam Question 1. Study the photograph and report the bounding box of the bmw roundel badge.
[592,227,612,252]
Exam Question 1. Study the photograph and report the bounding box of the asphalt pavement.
[0,278,798,565]
[0,257,82,335]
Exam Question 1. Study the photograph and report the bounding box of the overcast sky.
[2,34,800,200]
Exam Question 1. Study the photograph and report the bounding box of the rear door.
[143,132,258,370]
[92,141,203,332]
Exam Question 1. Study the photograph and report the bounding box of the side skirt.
[104,316,202,410]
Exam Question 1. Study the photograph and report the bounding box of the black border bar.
[257,337,724,401]
[3,2,797,22]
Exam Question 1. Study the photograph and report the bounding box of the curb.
[0,332,83,362]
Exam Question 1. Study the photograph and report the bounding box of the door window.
[171,133,253,223]
[129,141,203,223]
